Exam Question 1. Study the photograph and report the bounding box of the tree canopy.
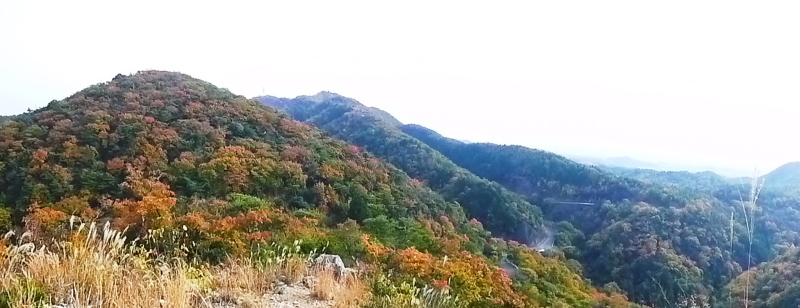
[0,71,633,308]
[261,91,800,308]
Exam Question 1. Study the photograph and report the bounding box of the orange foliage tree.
[113,165,176,233]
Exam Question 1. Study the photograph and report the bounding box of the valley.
[260,91,800,308]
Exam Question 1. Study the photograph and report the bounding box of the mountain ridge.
[761,161,800,191]
[258,90,800,308]
[256,92,546,244]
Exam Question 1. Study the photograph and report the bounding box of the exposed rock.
[313,254,346,277]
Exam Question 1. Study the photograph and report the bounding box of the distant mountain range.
[566,154,757,178]
[566,155,662,170]
[570,154,800,192]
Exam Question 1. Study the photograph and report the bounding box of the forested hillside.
[0,71,634,307]
[401,124,642,204]
[405,126,800,308]
[262,91,800,308]
[762,161,800,192]
[405,123,800,308]
[258,93,545,244]
[600,166,730,196]
[719,247,800,308]
[601,166,800,254]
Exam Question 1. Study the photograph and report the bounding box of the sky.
[1,1,799,176]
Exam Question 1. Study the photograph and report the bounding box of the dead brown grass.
[312,268,371,307]
[311,268,337,301]
[334,276,370,308]
[281,256,307,285]
[0,223,201,308]
[211,258,274,306]
[0,223,372,308]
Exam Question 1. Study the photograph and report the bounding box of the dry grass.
[255,241,311,285]
[280,256,307,285]
[0,223,311,308]
[312,268,370,307]
[0,223,371,307]
[0,223,202,308]
[211,258,274,306]
[311,269,337,301]
[333,276,370,308]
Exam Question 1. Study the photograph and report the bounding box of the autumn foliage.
[0,71,635,307]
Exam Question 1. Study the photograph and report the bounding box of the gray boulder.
[313,254,346,276]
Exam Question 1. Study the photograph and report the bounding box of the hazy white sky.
[1,1,799,175]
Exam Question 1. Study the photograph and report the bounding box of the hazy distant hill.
[569,154,754,177]
[600,166,730,195]
[568,155,662,170]
[762,161,800,192]
[400,124,644,206]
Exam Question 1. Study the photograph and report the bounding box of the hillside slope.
[719,247,800,308]
[258,91,800,308]
[762,161,800,192]
[398,123,747,306]
[0,72,632,308]
[400,125,643,203]
[600,166,730,196]
[0,72,473,252]
[402,124,800,308]
[258,93,545,243]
